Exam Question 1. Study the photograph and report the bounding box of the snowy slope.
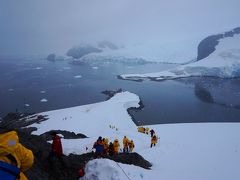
[27,91,240,180]
[120,34,240,80]
[28,91,140,137]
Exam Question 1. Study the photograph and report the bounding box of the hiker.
[93,136,104,158]
[103,138,109,155]
[122,136,130,153]
[0,130,34,180]
[137,126,145,133]
[150,129,155,137]
[151,135,157,148]
[108,142,114,156]
[145,127,149,135]
[48,131,64,167]
[128,140,135,152]
[113,139,120,154]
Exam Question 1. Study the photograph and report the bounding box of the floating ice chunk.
[92,66,99,70]
[40,91,46,94]
[25,104,30,107]
[40,98,48,103]
[35,67,43,70]
[74,75,82,79]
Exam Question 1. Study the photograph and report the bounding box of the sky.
[0,0,239,56]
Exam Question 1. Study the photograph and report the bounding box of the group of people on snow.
[0,124,158,180]
[138,127,158,148]
[92,135,135,158]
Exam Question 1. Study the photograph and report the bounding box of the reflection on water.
[182,78,240,109]
[0,57,240,125]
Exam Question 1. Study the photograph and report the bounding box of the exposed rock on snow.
[47,53,64,62]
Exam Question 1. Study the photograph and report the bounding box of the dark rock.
[233,27,240,34]
[197,34,223,60]
[108,152,152,169]
[66,45,102,59]
[41,130,87,141]
[47,54,56,62]
[102,88,123,100]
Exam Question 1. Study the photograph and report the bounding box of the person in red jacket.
[48,131,64,167]
[51,132,63,157]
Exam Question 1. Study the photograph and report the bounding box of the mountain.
[120,27,240,80]
[197,27,240,60]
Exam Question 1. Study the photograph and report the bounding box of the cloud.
[0,0,239,55]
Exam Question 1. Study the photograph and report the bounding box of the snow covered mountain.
[197,27,240,60]
[121,29,240,80]
[25,91,240,180]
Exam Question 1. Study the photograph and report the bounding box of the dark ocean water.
[0,57,240,125]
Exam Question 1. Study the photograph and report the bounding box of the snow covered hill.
[197,27,240,60]
[121,33,240,81]
[27,91,240,180]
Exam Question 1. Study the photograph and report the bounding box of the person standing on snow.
[48,131,64,167]
[150,129,155,137]
[122,136,130,153]
[0,129,34,180]
[103,138,109,155]
[108,142,114,156]
[128,140,135,152]
[113,139,120,154]
[93,136,104,158]
[151,135,157,148]
[145,127,149,135]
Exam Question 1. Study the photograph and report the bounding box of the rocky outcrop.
[47,53,64,62]
[197,27,240,61]
[66,45,102,59]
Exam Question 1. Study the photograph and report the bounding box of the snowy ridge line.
[120,34,240,81]
[119,74,240,82]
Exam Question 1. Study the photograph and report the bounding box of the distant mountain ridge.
[197,27,240,60]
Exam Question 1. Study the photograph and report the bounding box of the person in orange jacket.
[128,140,135,152]
[151,135,157,148]
[122,136,130,153]
[103,138,109,155]
[0,130,34,180]
[113,139,120,154]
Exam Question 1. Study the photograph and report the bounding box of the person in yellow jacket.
[122,136,130,153]
[0,130,34,180]
[113,139,120,154]
[145,127,149,135]
[128,140,135,152]
[137,127,145,133]
[103,138,109,155]
[151,135,157,148]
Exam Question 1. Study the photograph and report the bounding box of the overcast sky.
[0,0,239,55]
